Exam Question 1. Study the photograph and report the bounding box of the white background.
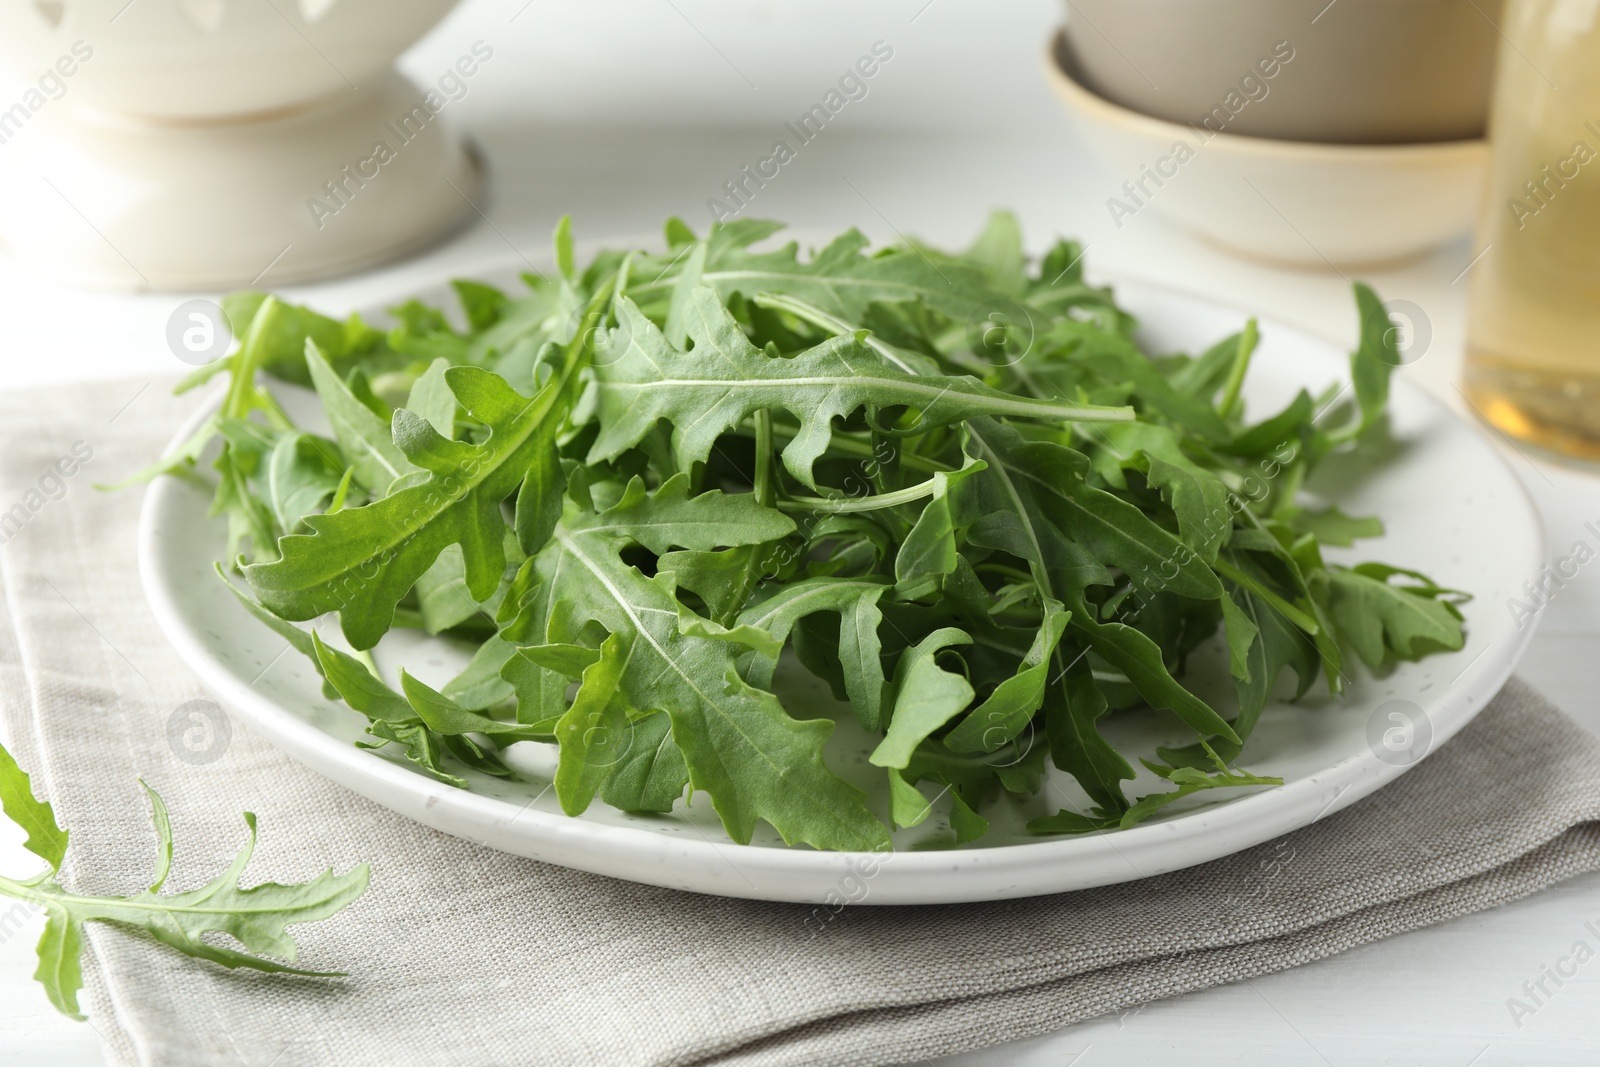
[1,1,1598,1064]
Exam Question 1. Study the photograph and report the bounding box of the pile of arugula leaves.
[132,213,1466,852]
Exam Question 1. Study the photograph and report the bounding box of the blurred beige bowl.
[1059,0,1500,144]
[1046,32,1487,269]
[0,0,479,289]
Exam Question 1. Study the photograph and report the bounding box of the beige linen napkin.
[2,379,1597,1067]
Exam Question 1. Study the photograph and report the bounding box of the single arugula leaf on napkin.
[0,740,367,1020]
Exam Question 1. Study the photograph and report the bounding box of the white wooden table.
[0,2,1595,1063]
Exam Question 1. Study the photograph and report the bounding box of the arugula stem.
[1269,462,1306,521]
[813,431,955,473]
[776,476,941,514]
[1212,556,1320,634]
[0,870,53,894]
[753,410,775,508]
[566,276,618,386]
[976,563,1034,585]
[0,873,326,921]
[732,425,956,474]
[751,292,922,374]
[0,873,61,908]
[1216,318,1259,422]
[749,292,1132,424]
[927,732,1039,768]
[353,647,382,681]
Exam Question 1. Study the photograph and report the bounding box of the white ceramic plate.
[139,271,1543,905]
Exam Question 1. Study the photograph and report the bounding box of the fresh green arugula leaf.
[1327,564,1466,670]
[305,342,411,496]
[1090,421,1233,562]
[945,602,1070,754]
[965,210,1027,296]
[949,791,990,844]
[1341,282,1398,442]
[870,628,974,770]
[433,638,515,713]
[635,223,998,323]
[1116,756,1282,829]
[407,357,458,436]
[0,741,366,1020]
[0,744,67,874]
[246,369,568,650]
[893,460,986,597]
[590,288,1132,490]
[265,432,345,534]
[887,770,934,829]
[734,577,892,690]
[553,634,635,815]
[598,710,689,814]
[538,484,889,849]
[1294,507,1384,546]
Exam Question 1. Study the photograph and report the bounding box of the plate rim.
[136,267,1546,905]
